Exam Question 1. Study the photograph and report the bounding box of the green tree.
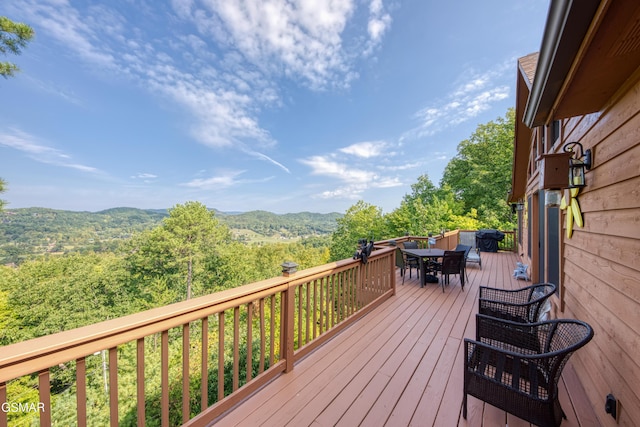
[329,201,385,261]
[441,109,516,229]
[0,178,6,211]
[1,253,136,344]
[1,16,34,78]
[404,174,438,206]
[127,202,231,301]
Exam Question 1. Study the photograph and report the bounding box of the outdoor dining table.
[402,248,445,287]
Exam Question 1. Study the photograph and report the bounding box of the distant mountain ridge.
[0,207,341,263]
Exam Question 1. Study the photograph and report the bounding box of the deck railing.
[0,229,516,426]
[0,247,396,427]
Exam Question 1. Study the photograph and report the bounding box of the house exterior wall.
[518,71,640,426]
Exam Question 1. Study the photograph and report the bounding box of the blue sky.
[1,0,548,214]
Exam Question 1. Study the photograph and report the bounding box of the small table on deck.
[402,248,445,287]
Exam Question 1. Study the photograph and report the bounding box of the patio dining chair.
[478,282,557,323]
[400,241,420,282]
[432,250,465,292]
[395,247,419,284]
[454,243,471,282]
[463,314,594,427]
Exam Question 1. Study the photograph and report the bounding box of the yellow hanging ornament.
[559,185,583,238]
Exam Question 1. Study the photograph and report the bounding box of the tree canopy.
[328,109,516,255]
[0,178,6,211]
[441,108,515,228]
[329,201,384,261]
[0,16,34,78]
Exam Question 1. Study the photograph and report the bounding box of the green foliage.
[0,207,168,264]
[125,201,237,301]
[0,178,6,211]
[329,109,516,256]
[329,201,385,261]
[0,287,10,332]
[0,207,340,264]
[0,16,34,78]
[221,210,341,240]
[1,253,138,343]
[441,109,516,229]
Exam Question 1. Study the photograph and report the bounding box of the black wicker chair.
[479,282,557,323]
[463,314,594,427]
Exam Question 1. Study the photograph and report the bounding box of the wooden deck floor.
[213,252,598,427]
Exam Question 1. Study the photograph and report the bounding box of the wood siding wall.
[522,73,640,426]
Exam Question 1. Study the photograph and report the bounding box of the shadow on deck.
[214,251,598,427]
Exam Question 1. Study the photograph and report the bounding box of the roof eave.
[523,0,601,128]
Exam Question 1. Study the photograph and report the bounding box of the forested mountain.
[0,207,341,264]
[219,210,342,238]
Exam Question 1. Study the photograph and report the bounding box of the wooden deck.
[213,252,598,427]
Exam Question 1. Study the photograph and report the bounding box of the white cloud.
[299,148,402,201]
[0,128,101,174]
[131,173,158,183]
[379,162,422,171]
[187,0,358,90]
[8,0,393,174]
[181,169,274,190]
[319,185,364,200]
[300,156,375,184]
[339,140,387,158]
[181,170,245,189]
[240,147,291,173]
[402,62,513,140]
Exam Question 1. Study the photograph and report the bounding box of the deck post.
[282,283,296,373]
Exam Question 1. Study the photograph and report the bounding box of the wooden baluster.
[246,302,253,383]
[0,381,6,427]
[305,282,312,344]
[182,323,190,424]
[297,286,303,348]
[319,278,325,334]
[38,369,51,427]
[161,331,169,427]
[233,307,240,391]
[217,312,225,401]
[136,339,145,427]
[312,280,318,339]
[269,296,276,367]
[200,317,208,411]
[76,357,87,427]
[259,299,266,374]
[108,347,118,427]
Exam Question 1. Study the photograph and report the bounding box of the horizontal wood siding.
[555,74,640,426]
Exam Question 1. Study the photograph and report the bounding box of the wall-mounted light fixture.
[545,190,562,208]
[563,142,592,188]
[539,152,571,206]
[511,202,525,214]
